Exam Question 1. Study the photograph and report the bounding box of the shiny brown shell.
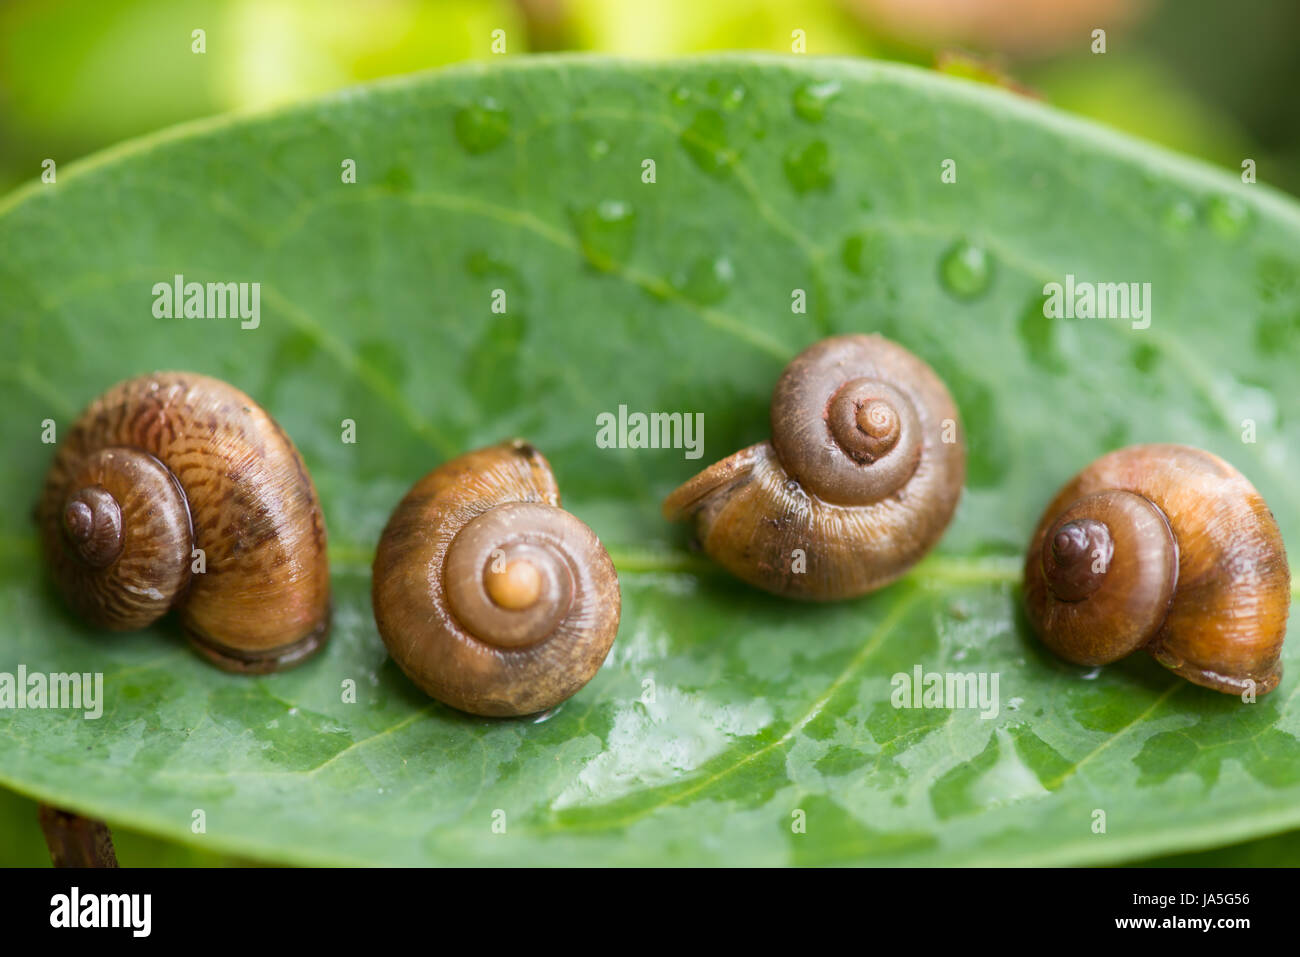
[663,334,966,599]
[37,372,330,673]
[1024,444,1290,695]
[371,441,621,717]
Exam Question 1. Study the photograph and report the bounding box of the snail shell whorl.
[371,441,621,717]
[1026,489,1178,665]
[770,346,926,505]
[38,372,331,672]
[663,334,965,600]
[48,447,193,630]
[1024,444,1290,695]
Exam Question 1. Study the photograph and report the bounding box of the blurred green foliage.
[2,0,1296,196]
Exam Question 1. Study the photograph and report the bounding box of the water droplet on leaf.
[1132,341,1158,373]
[939,240,993,300]
[1162,199,1196,232]
[783,140,834,193]
[570,200,638,272]
[531,704,564,723]
[453,98,511,155]
[676,254,735,305]
[1206,194,1251,238]
[792,80,841,122]
[680,109,738,178]
[707,76,748,111]
[842,232,885,277]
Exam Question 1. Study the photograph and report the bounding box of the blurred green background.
[3,0,1297,199]
[2,0,1297,865]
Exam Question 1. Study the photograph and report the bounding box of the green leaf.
[2,55,1298,866]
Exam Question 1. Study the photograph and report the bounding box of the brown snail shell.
[663,334,966,599]
[1024,443,1290,695]
[37,372,330,673]
[371,440,621,717]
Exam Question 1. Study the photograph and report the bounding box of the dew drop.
[792,80,841,122]
[707,76,748,111]
[532,703,565,723]
[570,200,638,272]
[1206,194,1251,238]
[939,240,993,300]
[1132,341,1158,373]
[676,254,735,305]
[453,98,511,155]
[1255,254,1296,302]
[841,231,885,277]
[680,109,738,178]
[783,140,834,193]
[1162,199,1196,232]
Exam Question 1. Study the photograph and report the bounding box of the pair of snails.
[39,335,1290,716]
[36,373,616,716]
[662,335,1289,696]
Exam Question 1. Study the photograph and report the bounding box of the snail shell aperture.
[1024,443,1290,695]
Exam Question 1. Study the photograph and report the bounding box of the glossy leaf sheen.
[1,56,1298,866]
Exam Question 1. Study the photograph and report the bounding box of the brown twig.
[38,804,119,868]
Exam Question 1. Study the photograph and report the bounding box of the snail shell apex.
[372,441,620,717]
[664,334,966,600]
[1024,444,1290,695]
[38,372,331,672]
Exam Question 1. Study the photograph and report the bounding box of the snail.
[1023,444,1290,695]
[663,333,965,600]
[371,440,621,717]
[37,372,330,673]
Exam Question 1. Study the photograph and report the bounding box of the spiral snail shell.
[663,334,965,599]
[371,440,620,717]
[37,372,331,673]
[1024,444,1290,695]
